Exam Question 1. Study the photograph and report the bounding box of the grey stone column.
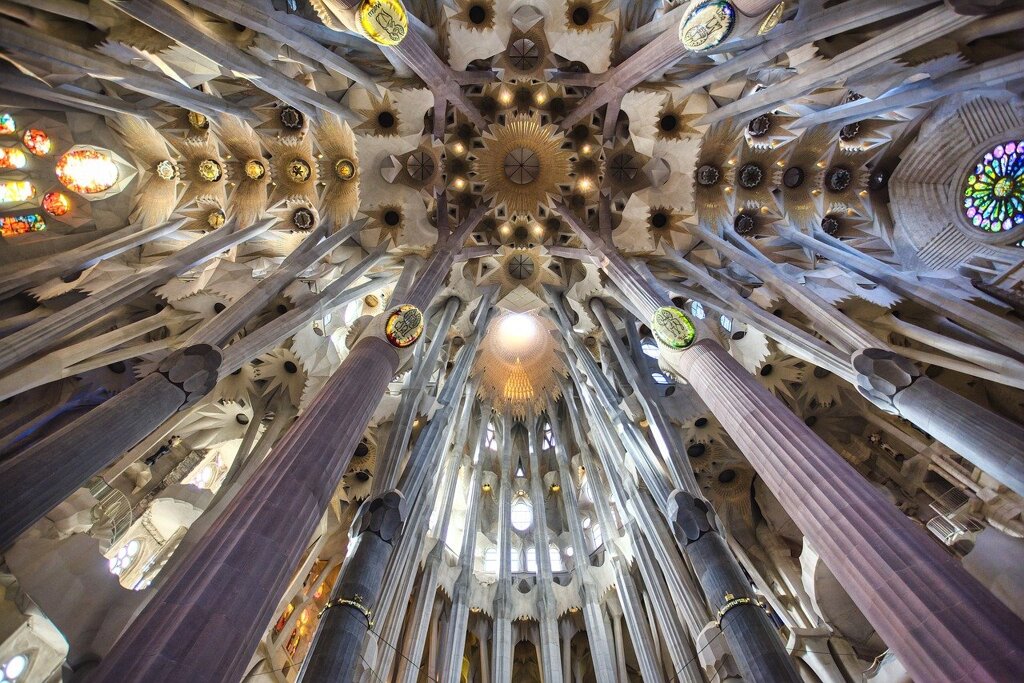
[663,338,1024,682]
[0,345,220,549]
[299,491,407,681]
[668,491,801,682]
[854,349,1024,498]
[88,333,403,682]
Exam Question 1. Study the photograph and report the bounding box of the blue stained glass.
[963,140,1024,233]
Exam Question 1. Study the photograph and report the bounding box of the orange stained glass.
[22,129,52,156]
[56,149,119,194]
[42,191,71,216]
[0,147,26,169]
[1,213,45,237]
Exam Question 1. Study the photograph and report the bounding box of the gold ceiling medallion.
[358,0,408,46]
[384,304,424,348]
[286,159,312,183]
[198,159,223,182]
[156,159,178,181]
[679,1,736,52]
[336,158,356,181]
[244,159,266,180]
[188,112,209,131]
[758,2,785,35]
[206,210,226,229]
[475,116,572,216]
[652,306,697,350]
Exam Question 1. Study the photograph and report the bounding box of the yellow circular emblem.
[679,1,736,52]
[358,0,409,47]
[651,306,697,350]
[384,304,424,348]
[757,2,785,36]
[336,158,356,181]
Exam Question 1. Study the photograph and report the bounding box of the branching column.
[547,413,617,683]
[89,213,480,682]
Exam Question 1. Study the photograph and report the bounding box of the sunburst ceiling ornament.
[474,116,572,216]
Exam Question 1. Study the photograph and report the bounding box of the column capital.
[852,348,920,414]
[156,343,222,408]
[667,490,718,546]
[353,489,408,543]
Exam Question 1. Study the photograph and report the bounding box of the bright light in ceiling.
[498,313,539,352]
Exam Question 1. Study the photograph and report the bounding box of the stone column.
[547,413,617,683]
[0,345,220,549]
[565,205,1024,680]
[854,349,1024,498]
[660,337,1024,681]
[299,491,407,681]
[441,426,488,683]
[526,420,563,683]
[491,418,514,683]
[88,326,408,681]
[668,491,801,682]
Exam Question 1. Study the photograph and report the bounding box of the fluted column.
[0,345,220,549]
[854,349,1024,498]
[589,298,799,682]
[661,337,1024,682]
[89,332,403,682]
[567,204,1024,680]
[88,200,485,681]
[441,423,489,683]
[300,491,407,681]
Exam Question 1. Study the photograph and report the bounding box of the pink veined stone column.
[670,339,1024,683]
[88,335,400,683]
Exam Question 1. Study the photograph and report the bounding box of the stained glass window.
[56,149,119,194]
[963,140,1024,233]
[21,129,51,156]
[42,191,71,216]
[0,147,26,169]
[1,213,45,237]
[0,181,35,204]
[0,114,14,135]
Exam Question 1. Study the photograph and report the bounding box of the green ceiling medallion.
[651,306,697,350]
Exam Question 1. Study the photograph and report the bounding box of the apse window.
[689,300,706,319]
[549,544,563,571]
[719,315,732,332]
[525,546,538,572]
[483,547,499,574]
[541,423,554,450]
[511,498,533,531]
[485,422,497,451]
